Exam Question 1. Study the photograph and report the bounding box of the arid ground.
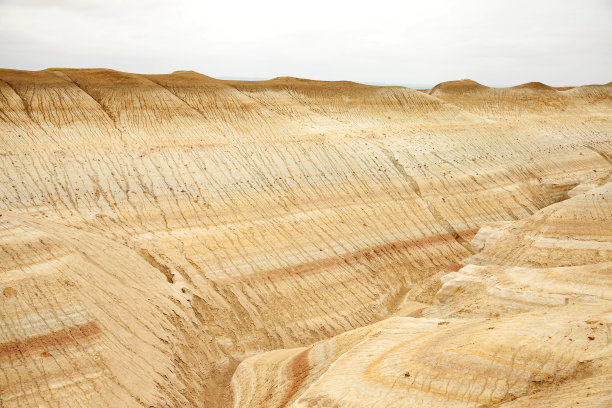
[0,69,611,407]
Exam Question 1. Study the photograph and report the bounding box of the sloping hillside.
[230,180,612,407]
[0,69,610,407]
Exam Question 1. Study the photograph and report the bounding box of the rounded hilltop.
[231,76,369,90]
[512,81,555,91]
[429,78,562,95]
[268,76,360,85]
[146,70,219,85]
[169,70,216,79]
[429,79,488,94]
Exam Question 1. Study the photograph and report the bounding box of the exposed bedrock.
[0,69,610,407]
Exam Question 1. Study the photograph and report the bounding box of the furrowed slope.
[225,76,485,125]
[231,181,612,407]
[0,213,198,407]
[0,68,611,407]
[430,79,612,119]
[430,178,612,319]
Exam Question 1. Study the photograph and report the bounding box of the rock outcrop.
[230,180,612,408]
[0,68,610,407]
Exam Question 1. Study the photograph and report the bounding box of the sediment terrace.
[0,69,610,407]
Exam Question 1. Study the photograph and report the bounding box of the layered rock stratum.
[0,69,610,407]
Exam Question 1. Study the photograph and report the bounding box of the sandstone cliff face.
[0,69,610,407]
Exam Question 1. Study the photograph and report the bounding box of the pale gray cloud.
[0,0,610,87]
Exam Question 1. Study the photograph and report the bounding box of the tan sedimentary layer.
[231,182,612,407]
[235,306,611,408]
[0,69,611,407]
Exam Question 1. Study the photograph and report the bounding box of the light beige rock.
[289,305,611,408]
[230,182,612,408]
[429,181,612,319]
[0,69,610,406]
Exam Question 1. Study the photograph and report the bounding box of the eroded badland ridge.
[0,68,610,407]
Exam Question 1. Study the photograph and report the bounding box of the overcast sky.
[0,0,610,87]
